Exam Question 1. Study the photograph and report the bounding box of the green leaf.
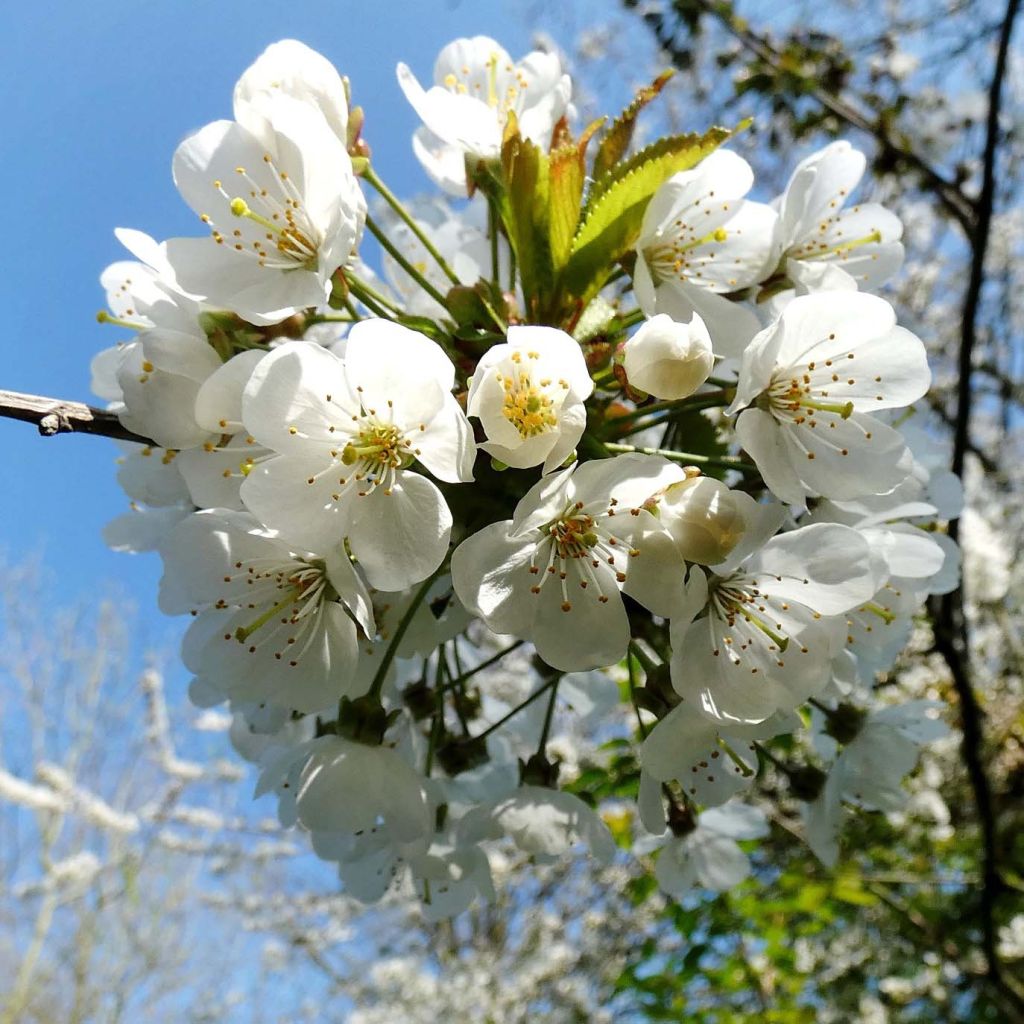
[500,114,554,320]
[548,142,585,272]
[592,69,675,181]
[564,125,742,305]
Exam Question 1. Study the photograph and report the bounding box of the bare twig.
[932,0,1021,1005]
[0,390,153,446]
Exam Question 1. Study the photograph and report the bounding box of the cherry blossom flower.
[240,323,475,590]
[460,785,616,864]
[159,509,374,713]
[773,141,904,292]
[397,36,571,194]
[166,89,365,325]
[451,454,686,671]
[671,513,884,725]
[805,701,948,865]
[94,229,223,449]
[729,291,930,506]
[633,150,778,358]
[467,325,593,472]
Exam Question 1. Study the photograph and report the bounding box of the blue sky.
[0,0,561,625]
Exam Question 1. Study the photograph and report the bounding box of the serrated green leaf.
[593,69,675,181]
[564,125,741,304]
[548,142,585,272]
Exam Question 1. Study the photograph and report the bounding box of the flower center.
[496,351,566,439]
[647,226,731,284]
[766,374,855,422]
[215,562,328,667]
[709,577,802,662]
[200,159,320,271]
[528,500,640,612]
[441,52,529,117]
[342,422,412,470]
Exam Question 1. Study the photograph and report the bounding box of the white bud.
[622,313,714,401]
[659,477,748,564]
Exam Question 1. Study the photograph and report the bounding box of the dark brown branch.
[933,0,1021,1006]
[0,390,155,446]
[648,0,977,233]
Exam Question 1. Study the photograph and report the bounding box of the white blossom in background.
[467,325,593,472]
[804,700,949,865]
[241,323,475,590]
[378,195,508,317]
[636,802,769,895]
[621,313,714,400]
[633,149,778,358]
[729,291,930,506]
[397,36,571,194]
[460,785,616,864]
[94,229,223,450]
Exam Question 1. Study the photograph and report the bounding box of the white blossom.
[671,513,884,724]
[773,141,904,292]
[240,324,475,590]
[634,150,778,358]
[397,36,571,194]
[452,454,686,671]
[159,509,373,713]
[467,325,593,472]
[729,292,930,506]
[167,80,365,325]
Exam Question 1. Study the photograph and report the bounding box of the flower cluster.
[91,36,956,915]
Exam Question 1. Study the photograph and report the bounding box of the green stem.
[365,566,445,702]
[363,165,461,286]
[616,308,645,331]
[488,197,500,288]
[365,214,450,310]
[537,676,561,751]
[610,390,732,429]
[604,442,759,474]
[439,641,524,694]
[628,640,660,676]
[473,675,559,742]
[346,273,403,318]
[627,651,649,739]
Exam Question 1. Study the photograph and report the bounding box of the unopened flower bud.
[659,477,748,564]
[622,313,714,401]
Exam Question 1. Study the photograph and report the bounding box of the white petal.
[347,472,452,590]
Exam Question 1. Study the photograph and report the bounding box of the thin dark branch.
[0,390,154,446]
[933,0,1021,1006]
